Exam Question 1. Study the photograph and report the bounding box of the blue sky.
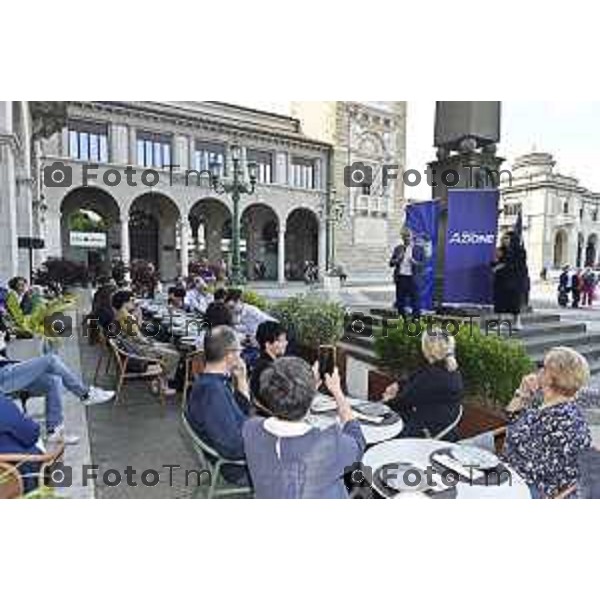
[244,101,600,200]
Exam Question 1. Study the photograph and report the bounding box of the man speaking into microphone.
[389,228,428,319]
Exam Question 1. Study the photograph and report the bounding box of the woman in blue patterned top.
[503,347,592,498]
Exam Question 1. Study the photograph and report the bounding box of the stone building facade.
[0,100,408,284]
[292,101,407,278]
[0,101,36,281]
[37,101,332,283]
[500,152,600,279]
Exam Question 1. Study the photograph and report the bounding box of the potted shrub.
[270,295,346,363]
[33,258,89,293]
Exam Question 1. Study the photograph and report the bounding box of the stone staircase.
[341,307,600,375]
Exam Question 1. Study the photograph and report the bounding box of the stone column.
[180,219,189,277]
[61,127,69,157]
[318,218,327,277]
[0,102,19,281]
[275,151,287,185]
[173,134,188,170]
[188,136,196,172]
[278,226,286,284]
[120,217,130,267]
[128,126,137,164]
[111,124,129,164]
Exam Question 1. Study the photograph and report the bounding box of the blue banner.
[444,189,499,305]
[406,200,439,311]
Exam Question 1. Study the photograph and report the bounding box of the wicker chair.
[107,338,166,405]
[0,462,23,499]
[0,441,65,496]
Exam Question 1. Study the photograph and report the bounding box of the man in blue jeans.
[0,353,114,445]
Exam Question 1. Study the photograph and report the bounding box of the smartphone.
[318,345,336,379]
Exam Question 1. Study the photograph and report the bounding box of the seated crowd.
[1,271,598,499]
[185,319,599,499]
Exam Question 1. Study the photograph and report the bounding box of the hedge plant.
[270,295,345,347]
[374,318,533,408]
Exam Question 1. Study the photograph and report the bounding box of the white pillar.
[0,102,19,280]
[120,218,130,266]
[61,126,69,157]
[278,226,286,284]
[128,126,137,164]
[318,219,327,277]
[180,219,189,277]
[188,136,195,172]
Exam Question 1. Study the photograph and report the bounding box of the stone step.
[495,321,588,339]
[519,332,600,355]
[366,307,562,325]
[530,345,600,372]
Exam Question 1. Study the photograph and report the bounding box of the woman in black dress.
[380,328,463,441]
[492,232,528,330]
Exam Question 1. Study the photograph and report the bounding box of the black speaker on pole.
[17,237,45,281]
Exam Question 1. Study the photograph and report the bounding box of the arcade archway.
[60,186,121,280]
[241,204,279,280]
[129,192,180,280]
[188,198,232,264]
[586,234,598,267]
[285,208,319,281]
[553,229,568,269]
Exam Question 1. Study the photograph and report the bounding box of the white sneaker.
[82,386,115,406]
[47,425,80,445]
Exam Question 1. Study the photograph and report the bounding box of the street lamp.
[319,186,343,271]
[210,144,257,285]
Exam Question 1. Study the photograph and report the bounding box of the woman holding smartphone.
[242,358,366,499]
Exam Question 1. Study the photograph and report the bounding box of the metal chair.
[181,349,205,411]
[180,412,252,499]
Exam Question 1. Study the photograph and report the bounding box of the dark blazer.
[390,363,463,440]
[186,372,250,484]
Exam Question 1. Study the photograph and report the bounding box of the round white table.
[306,395,404,446]
[362,438,531,499]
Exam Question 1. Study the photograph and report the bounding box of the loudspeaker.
[18,237,45,250]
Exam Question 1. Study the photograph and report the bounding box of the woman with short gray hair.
[503,346,592,498]
[242,357,366,499]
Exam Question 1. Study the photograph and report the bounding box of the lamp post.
[210,144,257,286]
[319,186,343,271]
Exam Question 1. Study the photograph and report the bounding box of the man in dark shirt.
[185,325,251,484]
[250,321,288,413]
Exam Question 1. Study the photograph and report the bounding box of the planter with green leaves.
[270,295,346,362]
[374,319,533,410]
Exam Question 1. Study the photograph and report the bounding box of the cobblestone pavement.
[80,334,200,499]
